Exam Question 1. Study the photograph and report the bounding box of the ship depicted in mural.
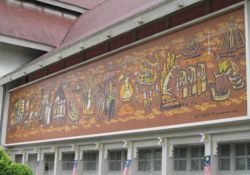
[7,9,247,144]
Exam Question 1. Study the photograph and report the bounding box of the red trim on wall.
[170,3,207,28]
[210,0,243,12]
[85,43,108,60]
[28,69,46,82]
[46,61,64,75]
[64,53,83,68]
[136,19,166,40]
[109,32,135,51]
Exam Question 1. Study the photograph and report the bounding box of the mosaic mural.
[7,9,247,144]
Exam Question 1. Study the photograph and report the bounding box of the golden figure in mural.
[228,60,244,89]
[197,63,207,96]
[119,76,134,102]
[161,51,176,98]
[179,70,189,100]
[188,66,197,96]
[210,55,231,101]
[68,102,79,124]
[160,51,182,110]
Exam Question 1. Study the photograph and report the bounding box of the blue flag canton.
[124,160,131,168]
[204,156,211,166]
[73,160,77,167]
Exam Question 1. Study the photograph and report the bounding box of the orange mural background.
[7,8,247,144]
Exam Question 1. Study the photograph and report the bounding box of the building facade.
[0,0,250,175]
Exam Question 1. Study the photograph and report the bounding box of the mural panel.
[7,9,247,144]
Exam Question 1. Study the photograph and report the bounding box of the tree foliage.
[0,148,33,175]
[0,148,12,175]
[6,163,33,175]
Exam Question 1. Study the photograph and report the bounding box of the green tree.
[0,148,33,175]
[0,148,12,175]
[6,163,33,175]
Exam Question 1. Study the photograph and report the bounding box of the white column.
[21,150,26,164]
[204,135,217,174]
[1,87,8,145]
[98,144,108,175]
[161,139,171,175]
[127,142,137,175]
[74,145,82,175]
[38,149,45,175]
[53,148,59,175]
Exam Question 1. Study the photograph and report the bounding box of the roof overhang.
[1,0,242,86]
[36,0,88,13]
[0,34,54,52]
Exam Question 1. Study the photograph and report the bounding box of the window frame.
[83,151,98,172]
[235,143,250,171]
[218,144,231,171]
[44,154,55,171]
[61,152,75,171]
[108,150,127,172]
[138,148,162,172]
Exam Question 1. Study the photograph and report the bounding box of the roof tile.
[0,2,75,47]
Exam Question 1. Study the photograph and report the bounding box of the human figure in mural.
[104,81,116,119]
[95,85,105,121]
[68,101,79,124]
[10,99,25,127]
[103,66,117,120]
[179,70,189,105]
[160,50,181,110]
[197,63,208,102]
[119,76,134,102]
[82,75,95,115]
[210,54,231,101]
[23,99,30,129]
[118,64,134,103]
[134,72,140,101]
[39,89,52,126]
[136,56,158,113]
[53,86,67,124]
[187,65,197,104]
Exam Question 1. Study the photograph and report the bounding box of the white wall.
[0,42,45,78]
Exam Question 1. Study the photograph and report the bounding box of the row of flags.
[35,156,210,175]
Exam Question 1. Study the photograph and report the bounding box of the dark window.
[108,150,127,171]
[190,146,204,171]
[83,152,98,171]
[44,154,55,171]
[174,147,187,171]
[62,152,75,170]
[218,144,231,171]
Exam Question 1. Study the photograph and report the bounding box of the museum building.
[0,0,250,175]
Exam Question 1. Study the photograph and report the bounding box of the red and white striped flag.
[72,160,77,175]
[35,161,39,175]
[204,156,211,175]
[123,160,131,175]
